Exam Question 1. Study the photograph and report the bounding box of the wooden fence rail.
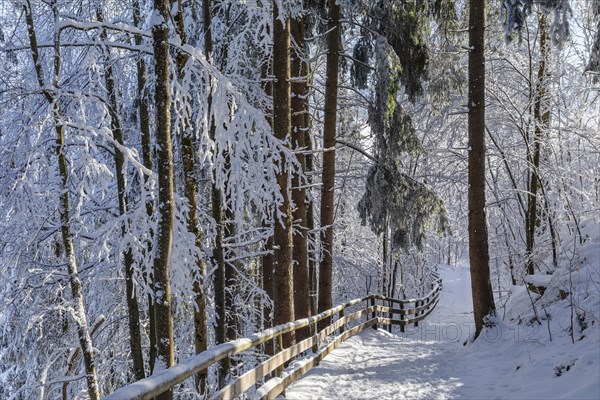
[105,272,442,400]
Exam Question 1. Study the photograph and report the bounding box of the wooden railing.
[105,272,441,400]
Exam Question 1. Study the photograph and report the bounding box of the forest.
[0,0,598,399]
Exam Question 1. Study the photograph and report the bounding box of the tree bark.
[291,13,311,342]
[382,219,388,296]
[272,2,295,349]
[468,0,496,338]
[261,58,276,356]
[108,46,146,384]
[171,1,208,393]
[525,14,549,276]
[211,181,229,387]
[305,131,318,317]
[203,0,230,387]
[24,3,100,398]
[132,0,157,374]
[262,234,275,355]
[96,7,145,382]
[318,0,341,329]
[224,208,240,342]
[151,0,175,397]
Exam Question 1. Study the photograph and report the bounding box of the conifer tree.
[318,0,341,327]
[272,0,296,348]
[291,8,311,341]
[468,0,496,337]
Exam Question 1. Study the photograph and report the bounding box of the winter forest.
[0,0,599,399]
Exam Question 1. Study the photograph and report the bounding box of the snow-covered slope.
[284,264,600,399]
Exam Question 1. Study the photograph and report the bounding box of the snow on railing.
[104,272,442,400]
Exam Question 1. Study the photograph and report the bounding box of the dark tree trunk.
[272,2,296,349]
[100,17,145,380]
[291,13,311,342]
[96,7,145,381]
[318,0,341,329]
[132,0,157,374]
[211,181,229,387]
[261,59,276,356]
[203,0,229,387]
[171,1,208,393]
[224,206,239,342]
[468,0,496,338]
[305,131,318,317]
[382,220,388,296]
[151,0,175,397]
[526,14,549,276]
[262,234,275,355]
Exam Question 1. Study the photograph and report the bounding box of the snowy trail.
[284,265,600,400]
[284,265,471,400]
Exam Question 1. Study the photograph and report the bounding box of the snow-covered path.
[284,265,600,400]
[284,265,471,400]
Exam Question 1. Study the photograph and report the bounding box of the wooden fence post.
[370,297,377,330]
[339,308,345,334]
[414,300,420,327]
[310,321,318,353]
[399,301,405,333]
[388,299,394,333]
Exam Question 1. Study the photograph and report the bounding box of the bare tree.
[23,1,100,398]
[151,0,175,397]
[96,6,145,381]
[525,13,550,276]
[133,0,158,374]
[170,0,208,392]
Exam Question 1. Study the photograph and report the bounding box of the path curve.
[284,265,472,400]
[283,265,600,400]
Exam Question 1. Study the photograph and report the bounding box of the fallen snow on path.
[284,265,600,400]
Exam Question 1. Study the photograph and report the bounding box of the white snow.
[524,274,554,288]
[284,264,600,400]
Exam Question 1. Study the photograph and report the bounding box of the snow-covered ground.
[284,264,600,400]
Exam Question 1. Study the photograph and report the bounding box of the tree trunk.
[24,3,100,398]
[151,0,175,397]
[525,14,549,276]
[171,1,208,393]
[96,7,145,382]
[211,182,229,387]
[132,0,157,374]
[261,59,276,356]
[272,2,295,349]
[108,44,146,384]
[305,131,318,317]
[390,260,399,299]
[203,0,229,387]
[291,14,311,342]
[318,0,341,329]
[382,219,388,296]
[468,0,496,338]
[262,234,275,355]
[224,208,239,342]
[540,184,559,269]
